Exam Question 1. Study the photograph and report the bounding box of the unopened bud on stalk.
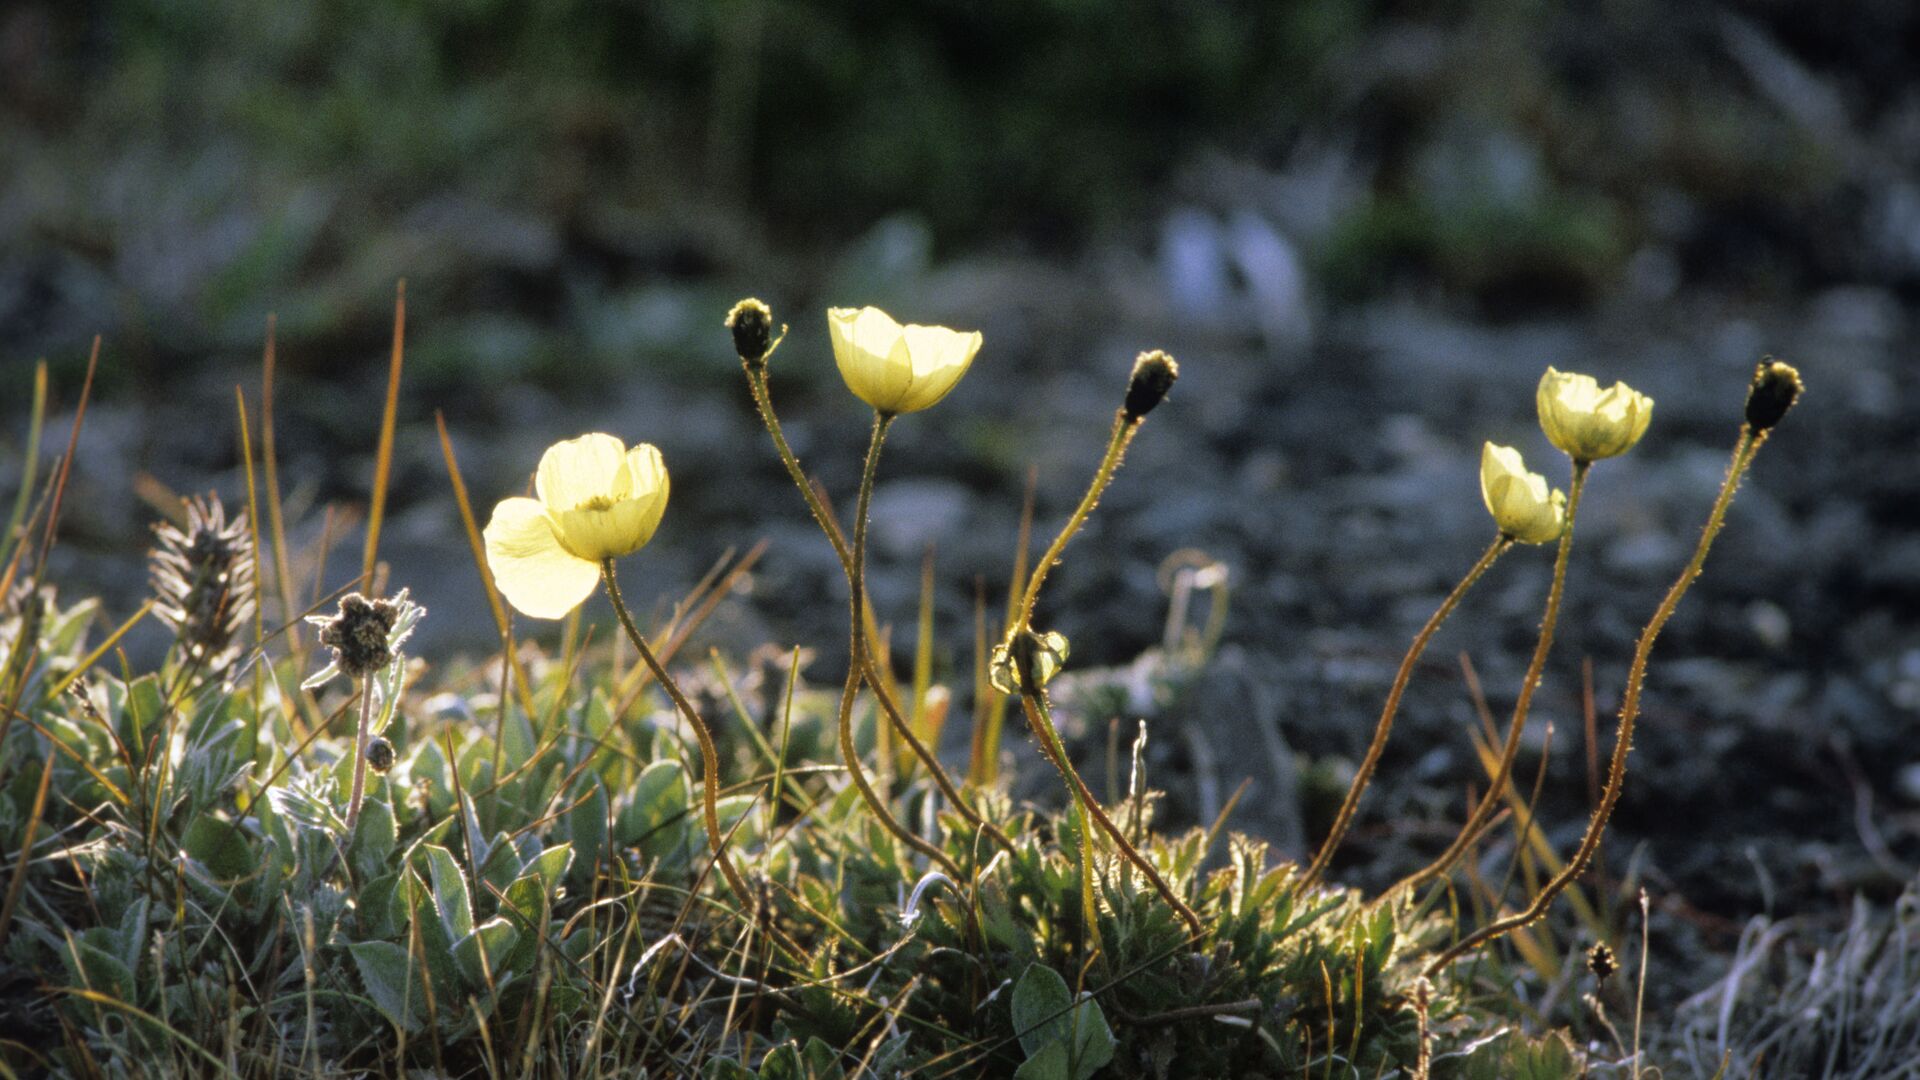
[366,736,395,774]
[726,298,775,366]
[1124,350,1179,420]
[1744,358,1803,433]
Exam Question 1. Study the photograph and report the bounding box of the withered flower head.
[1587,942,1617,982]
[1745,359,1803,434]
[726,298,776,365]
[1124,350,1179,420]
[149,494,255,673]
[313,593,399,679]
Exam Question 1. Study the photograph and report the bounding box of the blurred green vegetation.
[0,0,1898,389]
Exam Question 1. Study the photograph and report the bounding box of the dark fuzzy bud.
[1587,942,1617,982]
[726,298,775,365]
[1744,359,1802,433]
[316,593,399,679]
[1124,350,1179,419]
[365,736,395,774]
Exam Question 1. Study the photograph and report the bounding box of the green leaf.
[569,779,608,884]
[616,759,689,853]
[477,831,525,897]
[65,940,137,1004]
[419,844,473,942]
[349,798,397,882]
[1010,964,1115,1080]
[182,814,253,882]
[452,916,520,989]
[349,940,427,1033]
[1013,1040,1071,1080]
[702,1060,755,1080]
[358,874,407,939]
[1463,1030,1584,1080]
[524,842,572,898]
[713,793,762,851]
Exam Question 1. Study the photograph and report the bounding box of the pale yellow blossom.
[827,306,981,415]
[483,433,669,619]
[1480,442,1566,544]
[1537,367,1653,461]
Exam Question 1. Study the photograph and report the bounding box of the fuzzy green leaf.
[453,916,519,989]
[419,844,473,942]
[349,940,427,1034]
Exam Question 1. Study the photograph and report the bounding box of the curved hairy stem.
[1015,411,1138,630]
[745,365,1011,852]
[601,559,754,903]
[1391,463,1590,897]
[835,413,962,876]
[1302,535,1513,888]
[1022,689,1203,937]
[1426,429,1761,978]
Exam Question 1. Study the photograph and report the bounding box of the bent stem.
[1392,463,1591,898]
[837,412,963,877]
[1425,429,1761,978]
[1302,535,1513,888]
[1016,411,1139,629]
[745,364,1011,852]
[1022,688,1204,937]
[344,679,375,832]
[601,559,755,904]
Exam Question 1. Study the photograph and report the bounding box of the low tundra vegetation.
[0,297,1801,1077]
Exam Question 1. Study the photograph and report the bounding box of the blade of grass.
[0,740,56,954]
[0,361,47,572]
[911,543,935,742]
[434,411,536,719]
[361,280,405,584]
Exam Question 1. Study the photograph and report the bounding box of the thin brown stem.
[1392,463,1590,897]
[746,365,1010,851]
[1302,535,1512,888]
[601,559,753,903]
[1016,411,1138,629]
[1426,429,1762,978]
[1021,689,1203,937]
[836,413,962,876]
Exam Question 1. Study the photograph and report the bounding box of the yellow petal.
[1480,442,1564,544]
[829,306,915,413]
[536,433,629,512]
[1536,367,1652,461]
[896,323,982,412]
[483,496,600,619]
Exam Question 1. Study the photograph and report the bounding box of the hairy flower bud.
[1124,350,1180,420]
[365,736,395,774]
[726,298,775,366]
[1744,359,1803,433]
[148,495,255,674]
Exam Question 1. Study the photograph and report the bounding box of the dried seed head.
[1745,358,1803,433]
[149,495,255,674]
[1587,942,1617,982]
[1124,350,1179,420]
[726,298,776,366]
[365,736,395,774]
[315,592,400,679]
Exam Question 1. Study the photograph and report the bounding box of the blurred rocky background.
[3,0,1918,1040]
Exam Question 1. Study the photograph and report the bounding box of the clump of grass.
[0,297,1802,1077]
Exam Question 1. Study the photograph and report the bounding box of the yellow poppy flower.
[1480,442,1566,544]
[1536,367,1653,462]
[483,433,670,619]
[827,306,981,415]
